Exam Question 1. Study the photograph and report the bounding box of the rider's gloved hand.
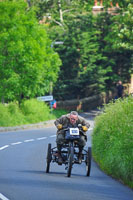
[82,126,88,131]
[57,124,63,130]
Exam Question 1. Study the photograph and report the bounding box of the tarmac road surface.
[0,112,133,200]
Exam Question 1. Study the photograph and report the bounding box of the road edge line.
[0,193,10,200]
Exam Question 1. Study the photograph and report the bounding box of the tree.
[0,0,61,103]
[102,5,133,86]
[29,0,94,22]
[111,4,133,51]
[53,14,110,100]
[30,0,132,100]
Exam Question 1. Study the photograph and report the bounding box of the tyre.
[86,147,91,176]
[67,146,74,177]
[46,143,52,173]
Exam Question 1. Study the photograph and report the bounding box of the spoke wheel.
[46,143,52,173]
[86,147,91,176]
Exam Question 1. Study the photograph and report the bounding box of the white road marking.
[0,193,10,200]
[0,145,9,151]
[0,135,54,151]
[37,137,47,140]
[24,139,35,143]
[11,142,22,145]
[50,135,56,137]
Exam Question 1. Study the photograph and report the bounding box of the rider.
[54,111,90,164]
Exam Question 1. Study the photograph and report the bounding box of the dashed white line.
[37,137,47,140]
[0,135,55,151]
[24,139,35,143]
[50,135,56,137]
[11,142,22,145]
[0,145,9,151]
[0,193,10,200]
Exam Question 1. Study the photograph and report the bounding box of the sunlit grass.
[92,96,133,188]
[0,99,67,127]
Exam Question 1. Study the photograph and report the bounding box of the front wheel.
[67,146,74,177]
[86,147,91,176]
[46,143,52,173]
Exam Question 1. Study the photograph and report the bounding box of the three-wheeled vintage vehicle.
[46,126,91,177]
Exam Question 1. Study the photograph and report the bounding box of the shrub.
[52,109,67,118]
[0,103,12,126]
[0,99,67,127]
[7,102,26,125]
[92,96,133,188]
[20,99,52,123]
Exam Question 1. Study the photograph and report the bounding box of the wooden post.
[116,3,119,8]
[110,2,113,7]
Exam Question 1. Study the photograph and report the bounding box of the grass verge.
[0,99,67,127]
[92,96,133,188]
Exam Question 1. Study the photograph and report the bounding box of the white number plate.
[69,128,79,136]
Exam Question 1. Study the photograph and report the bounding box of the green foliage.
[31,0,94,21]
[95,12,132,88]
[0,103,26,126]
[20,99,52,123]
[0,104,12,126]
[0,0,132,102]
[79,27,109,93]
[53,13,115,99]
[38,1,132,100]
[52,108,67,118]
[0,99,67,127]
[7,102,26,125]
[107,3,133,56]
[0,0,61,103]
[92,96,133,188]
[103,0,131,8]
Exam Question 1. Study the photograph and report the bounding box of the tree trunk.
[58,0,63,23]
[1,96,5,104]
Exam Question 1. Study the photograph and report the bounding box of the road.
[0,113,133,200]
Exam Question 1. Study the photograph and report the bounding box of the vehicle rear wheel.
[86,147,91,176]
[46,143,52,173]
[67,146,74,177]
